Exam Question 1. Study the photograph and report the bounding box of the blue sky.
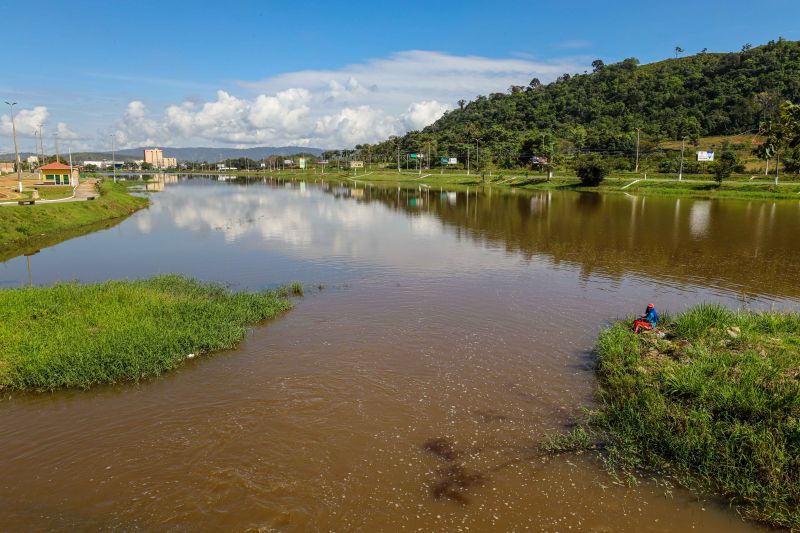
[3,0,799,152]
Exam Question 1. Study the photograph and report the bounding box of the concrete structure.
[144,148,175,169]
[82,160,124,169]
[39,162,78,185]
[144,148,163,167]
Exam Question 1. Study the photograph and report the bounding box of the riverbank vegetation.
[553,305,800,529]
[0,275,295,391]
[0,180,148,252]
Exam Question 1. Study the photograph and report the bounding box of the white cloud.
[111,50,585,149]
[402,100,449,130]
[1,105,49,137]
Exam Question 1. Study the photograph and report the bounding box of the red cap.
[647,303,655,309]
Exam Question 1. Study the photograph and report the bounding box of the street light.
[109,134,116,183]
[4,102,23,195]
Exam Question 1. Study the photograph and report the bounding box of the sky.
[2,0,800,153]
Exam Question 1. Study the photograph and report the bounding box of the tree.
[457,99,466,110]
[575,154,608,186]
[591,59,605,72]
[675,46,684,58]
[569,125,588,157]
[711,140,738,184]
[762,101,800,184]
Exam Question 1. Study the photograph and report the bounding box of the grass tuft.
[0,275,293,391]
[290,281,304,296]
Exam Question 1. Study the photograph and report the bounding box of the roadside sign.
[440,156,449,164]
[299,158,306,169]
[283,159,294,165]
[318,159,329,164]
[696,151,715,162]
[350,160,364,168]
[409,153,424,159]
[448,157,458,165]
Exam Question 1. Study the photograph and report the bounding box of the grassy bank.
[193,168,800,200]
[584,304,800,528]
[0,275,296,391]
[0,180,148,252]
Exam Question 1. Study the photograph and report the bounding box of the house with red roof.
[38,162,77,185]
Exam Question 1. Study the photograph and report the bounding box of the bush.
[575,154,609,186]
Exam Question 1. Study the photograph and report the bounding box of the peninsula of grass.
[0,275,296,392]
[582,304,800,529]
[0,180,148,254]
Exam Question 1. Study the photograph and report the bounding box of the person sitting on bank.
[633,303,659,334]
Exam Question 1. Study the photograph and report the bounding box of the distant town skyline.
[3,0,800,152]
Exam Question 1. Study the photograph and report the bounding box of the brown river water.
[2,176,798,531]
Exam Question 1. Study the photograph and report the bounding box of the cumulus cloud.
[111,50,585,149]
[1,105,50,137]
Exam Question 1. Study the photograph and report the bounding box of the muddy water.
[2,176,797,531]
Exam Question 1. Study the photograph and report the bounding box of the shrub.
[575,154,609,186]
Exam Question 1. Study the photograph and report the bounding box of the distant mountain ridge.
[0,146,324,163]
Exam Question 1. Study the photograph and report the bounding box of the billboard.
[448,157,458,165]
[696,151,715,162]
[283,159,294,165]
[350,160,364,168]
[299,158,306,169]
[318,159,329,164]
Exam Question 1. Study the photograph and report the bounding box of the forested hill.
[375,39,800,158]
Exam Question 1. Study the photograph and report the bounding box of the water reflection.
[126,177,800,299]
[6,176,800,301]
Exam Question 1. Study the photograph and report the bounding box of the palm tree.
[675,46,684,58]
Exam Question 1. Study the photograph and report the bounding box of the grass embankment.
[0,275,298,391]
[570,305,800,528]
[0,180,148,255]
[222,169,800,200]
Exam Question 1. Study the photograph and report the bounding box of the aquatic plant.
[0,275,294,391]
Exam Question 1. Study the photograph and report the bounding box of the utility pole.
[427,140,431,171]
[467,145,470,176]
[37,123,45,167]
[69,147,74,186]
[54,133,60,163]
[5,102,22,194]
[678,136,686,181]
[110,134,116,183]
[634,128,641,173]
[548,142,554,180]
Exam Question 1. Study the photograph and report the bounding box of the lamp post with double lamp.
[5,102,23,194]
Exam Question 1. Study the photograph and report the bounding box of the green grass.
[35,186,75,200]
[0,180,148,256]
[0,275,294,391]
[587,304,800,529]
[200,168,800,200]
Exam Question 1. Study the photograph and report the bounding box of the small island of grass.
[0,275,297,392]
[573,304,800,529]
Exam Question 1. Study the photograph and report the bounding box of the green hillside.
[367,39,800,173]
